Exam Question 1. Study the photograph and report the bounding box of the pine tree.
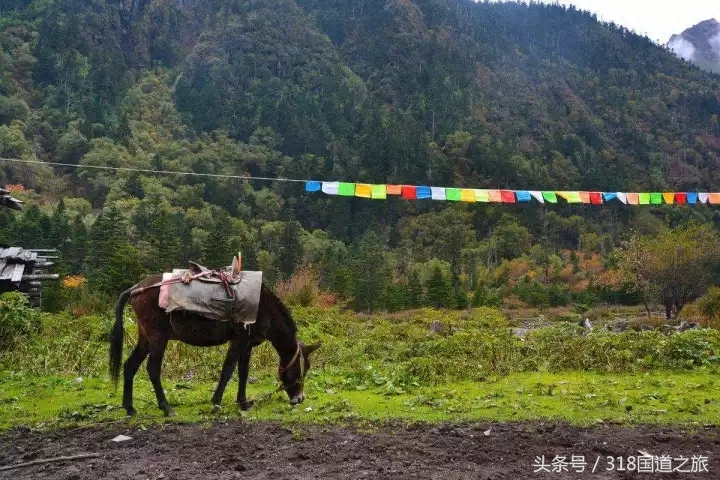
[87,206,144,294]
[202,214,232,270]
[426,265,451,309]
[351,231,388,313]
[48,199,70,250]
[406,270,424,308]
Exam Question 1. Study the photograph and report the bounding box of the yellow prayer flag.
[460,189,476,202]
[662,192,674,204]
[557,191,581,203]
[354,184,372,198]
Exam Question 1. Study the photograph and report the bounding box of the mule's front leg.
[211,341,244,408]
[236,346,254,410]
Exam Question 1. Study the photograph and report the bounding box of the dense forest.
[2,0,720,313]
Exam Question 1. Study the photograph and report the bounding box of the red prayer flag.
[589,192,603,204]
[501,190,516,203]
[401,185,417,199]
[675,193,687,204]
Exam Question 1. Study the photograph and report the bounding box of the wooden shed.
[0,187,59,307]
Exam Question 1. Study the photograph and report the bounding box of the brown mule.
[109,274,321,416]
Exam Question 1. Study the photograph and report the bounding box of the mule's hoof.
[239,400,254,411]
[124,407,137,417]
[212,404,222,413]
[163,409,176,417]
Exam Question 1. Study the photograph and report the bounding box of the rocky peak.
[668,18,720,73]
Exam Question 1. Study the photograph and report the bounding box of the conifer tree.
[426,265,451,309]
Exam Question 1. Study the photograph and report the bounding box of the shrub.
[0,292,40,350]
[275,264,321,307]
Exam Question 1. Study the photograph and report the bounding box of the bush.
[275,264,325,307]
[0,292,40,350]
[513,278,549,307]
[682,287,720,328]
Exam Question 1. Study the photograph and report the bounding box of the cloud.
[710,32,720,52]
[669,37,696,61]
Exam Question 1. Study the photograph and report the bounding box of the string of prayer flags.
[308,181,720,208]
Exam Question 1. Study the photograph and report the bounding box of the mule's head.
[278,341,321,405]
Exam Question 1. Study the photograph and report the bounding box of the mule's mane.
[262,283,297,337]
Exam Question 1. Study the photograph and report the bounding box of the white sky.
[496,0,718,44]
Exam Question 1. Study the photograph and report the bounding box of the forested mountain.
[2,0,720,312]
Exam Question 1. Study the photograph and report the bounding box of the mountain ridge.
[668,18,720,73]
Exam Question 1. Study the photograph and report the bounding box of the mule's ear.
[302,342,322,356]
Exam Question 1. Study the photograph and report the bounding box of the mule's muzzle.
[290,392,305,405]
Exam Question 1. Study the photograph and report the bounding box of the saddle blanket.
[158,270,263,325]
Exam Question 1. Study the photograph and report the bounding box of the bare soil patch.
[2,421,719,479]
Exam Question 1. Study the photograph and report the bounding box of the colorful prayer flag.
[650,193,662,204]
[446,188,462,201]
[687,192,698,204]
[460,189,476,202]
[557,191,581,203]
[475,190,490,202]
[488,190,503,202]
[386,185,402,195]
[401,185,417,199]
[638,193,650,205]
[354,184,372,198]
[590,192,603,204]
[338,182,355,196]
[626,193,639,205]
[431,187,446,200]
[371,185,387,199]
[542,191,558,203]
[579,191,591,204]
[305,181,321,192]
[501,190,516,203]
[675,193,687,204]
[416,186,432,199]
[529,191,544,203]
[321,181,339,195]
[662,192,674,204]
[516,191,532,202]
[699,193,709,204]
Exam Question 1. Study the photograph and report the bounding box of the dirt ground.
[1,421,719,479]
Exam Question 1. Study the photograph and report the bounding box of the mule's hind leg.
[236,345,254,410]
[122,341,149,416]
[147,337,174,416]
[211,340,245,408]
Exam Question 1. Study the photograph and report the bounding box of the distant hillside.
[668,18,720,73]
[3,0,720,310]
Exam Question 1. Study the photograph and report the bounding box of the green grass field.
[2,304,720,431]
[1,371,719,430]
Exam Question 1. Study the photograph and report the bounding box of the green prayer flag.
[445,188,461,201]
[542,192,558,203]
[650,192,662,204]
[639,192,650,204]
[338,182,356,196]
[371,184,387,199]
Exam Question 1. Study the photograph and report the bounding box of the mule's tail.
[110,286,134,391]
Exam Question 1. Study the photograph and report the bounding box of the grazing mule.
[110,273,320,416]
